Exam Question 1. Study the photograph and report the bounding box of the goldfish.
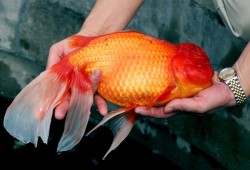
[3,30,214,159]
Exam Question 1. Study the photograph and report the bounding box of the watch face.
[219,67,236,81]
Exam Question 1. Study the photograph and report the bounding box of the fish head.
[173,42,214,96]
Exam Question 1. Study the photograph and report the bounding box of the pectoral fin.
[147,84,176,108]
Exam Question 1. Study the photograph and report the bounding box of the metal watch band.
[225,76,247,104]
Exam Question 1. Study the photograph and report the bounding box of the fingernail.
[164,107,173,113]
[134,107,141,113]
[92,69,101,79]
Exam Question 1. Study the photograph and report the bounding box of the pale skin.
[47,0,250,120]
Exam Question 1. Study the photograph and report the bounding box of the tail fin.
[4,64,94,152]
[57,71,93,152]
[3,69,69,146]
[86,106,137,160]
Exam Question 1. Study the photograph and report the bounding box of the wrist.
[218,67,247,105]
[233,63,250,97]
[79,20,123,37]
[78,28,100,37]
[222,82,237,106]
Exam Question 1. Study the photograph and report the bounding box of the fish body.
[3,30,214,159]
[56,31,212,106]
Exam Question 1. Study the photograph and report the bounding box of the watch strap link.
[225,76,247,104]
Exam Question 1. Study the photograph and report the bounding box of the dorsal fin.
[68,35,98,48]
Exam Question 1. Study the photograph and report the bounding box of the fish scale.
[68,32,177,107]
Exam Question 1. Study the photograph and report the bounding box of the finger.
[164,97,207,114]
[46,43,64,69]
[54,99,70,120]
[212,71,220,83]
[205,105,226,114]
[135,106,176,118]
[54,92,70,120]
[90,69,102,93]
[94,95,108,116]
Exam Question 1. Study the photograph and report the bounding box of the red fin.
[147,84,176,109]
[68,35,97,48]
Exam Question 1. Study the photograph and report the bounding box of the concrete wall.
[0,0,249,169]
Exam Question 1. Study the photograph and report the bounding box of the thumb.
[90,69,102,93]
[46,43,64,69]
[164,98,205,114]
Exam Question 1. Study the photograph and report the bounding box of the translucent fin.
[102,111,136,160]
[3,70,68,146]
[85,108,128,136]
[86,105,136,160]
[57,71,93,152]
[86,105,136,136]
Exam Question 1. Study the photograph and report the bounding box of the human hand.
[134,72,236,118]
[46,32,108,119]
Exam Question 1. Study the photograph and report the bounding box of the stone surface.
[19,0,86,65]
[0,0,249,169]
[0,51,43,98]
[0,0,24,51]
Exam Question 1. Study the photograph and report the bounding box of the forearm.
[233,41,250,97]
[80,0,144,36]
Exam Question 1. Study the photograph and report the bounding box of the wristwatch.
[218,67,247,105]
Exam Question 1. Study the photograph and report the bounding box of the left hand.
[134,72,236,118]
[46,32,106,119]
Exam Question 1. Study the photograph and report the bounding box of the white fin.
[4,71,68,146]
[85,107,128,136]
[102,111,136,160]
[86,106,136,160]
[57,72,93,152]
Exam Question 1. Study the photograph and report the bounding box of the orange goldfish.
[3,30,214,159]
